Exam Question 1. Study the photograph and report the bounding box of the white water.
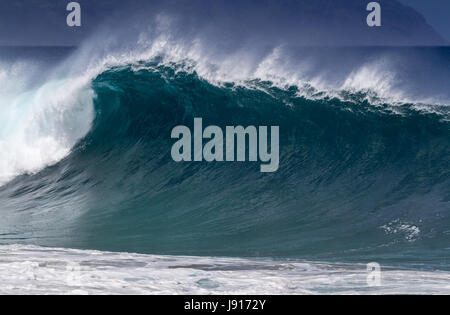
[0,245,449,295]
[0,61,95,185]
[80,30,450,108]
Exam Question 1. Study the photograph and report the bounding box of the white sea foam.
[0,244,449,295]
[80,32,449,107]
[0,68,95,185]
[381,220,421,242]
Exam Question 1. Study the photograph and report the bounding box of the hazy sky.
[398,0,450,40]
[0,1,448,46]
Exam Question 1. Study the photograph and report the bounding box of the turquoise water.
[0,47,449,271]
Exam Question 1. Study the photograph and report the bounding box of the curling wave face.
[0,44,449,269]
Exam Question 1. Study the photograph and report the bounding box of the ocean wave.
[0,54,448,267]
[2,48,447,186]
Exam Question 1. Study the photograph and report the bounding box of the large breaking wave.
[0,39,449,269]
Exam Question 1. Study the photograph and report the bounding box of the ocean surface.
[1,244,450,295]
[0,45,449,294]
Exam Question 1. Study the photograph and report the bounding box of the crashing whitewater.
[0,35,449,294]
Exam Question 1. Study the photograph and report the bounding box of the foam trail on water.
[1,245,450,295]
